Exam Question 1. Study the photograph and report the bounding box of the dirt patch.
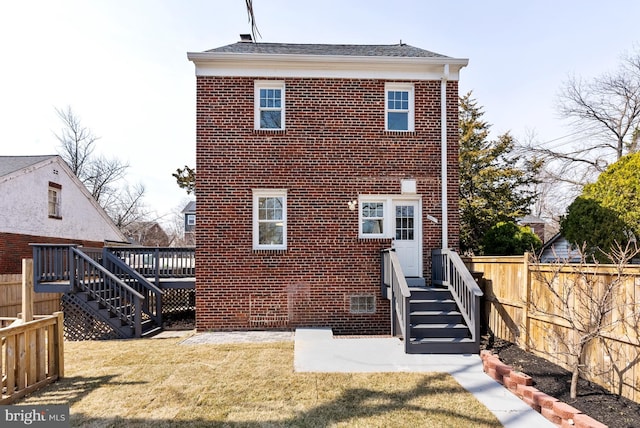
[482,336,640,428]
[161,310,195,330]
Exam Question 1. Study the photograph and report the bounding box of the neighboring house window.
[350,295,375,314]
[48,182,62,219]
[253,189,287,250]
[255,81,285,130]
[360,201,385,237]
[185,213,196,232]
[385,83,414,131]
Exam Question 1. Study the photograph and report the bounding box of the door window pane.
[395,205,414,240]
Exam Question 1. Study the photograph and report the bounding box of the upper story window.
[253,189,287,250]
[255,81,285,130]
[48,182,62,219]
[385,83,414,131]
[185,213,196,232]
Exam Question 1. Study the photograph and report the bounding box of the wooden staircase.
[61,289,161,340]
[406,286,478,354]
[32,244,195,340]
[382,248,483,355]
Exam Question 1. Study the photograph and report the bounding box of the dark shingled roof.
[206,42,450,59]
[0,155,57,178]
[182,200,196,213]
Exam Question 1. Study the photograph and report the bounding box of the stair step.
[410,299,458,311]
[406,337,479,354]
[410,336,475,344]
[410,310,464,324]
[410,310,462,316]
[411,323,471,339]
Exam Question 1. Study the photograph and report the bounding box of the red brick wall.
[195,76,460,334]
[0,232,104,274]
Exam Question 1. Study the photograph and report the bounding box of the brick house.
[188,36,468,335]
[0,155,126,274]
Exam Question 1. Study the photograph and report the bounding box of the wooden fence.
[1,312,65,404]
[0,274,61,317]
[466,255,640,403]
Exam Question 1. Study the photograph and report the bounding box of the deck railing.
[0,312,64,404]
[432,248,483,343]
[31,244,76,292]
[106,247,195,284]
[381,248,412,352]
[103,250,163,326]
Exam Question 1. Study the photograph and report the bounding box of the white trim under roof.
[187,52,468,80]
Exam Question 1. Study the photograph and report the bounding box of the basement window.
[350,295,375,314]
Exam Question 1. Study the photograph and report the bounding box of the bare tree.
[522,49,640,188]
[55,106,97,182]
[54,106,148,229]
[529,241,640,399]
[104,183,148,230]
[163,201,195,247]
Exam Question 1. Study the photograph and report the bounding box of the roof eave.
[187,52,468,80]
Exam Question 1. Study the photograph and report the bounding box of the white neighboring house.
[0,155,126,274]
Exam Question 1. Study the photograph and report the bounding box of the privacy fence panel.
[466,255,640,403]
[0,274,61,318]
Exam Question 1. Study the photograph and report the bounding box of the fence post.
[54,311,65,379]
[523,252,531,352]
[22,259,34,323]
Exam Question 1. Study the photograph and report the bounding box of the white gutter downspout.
[441,64,449,249]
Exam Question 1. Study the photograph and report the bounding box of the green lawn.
[18,337,502,427]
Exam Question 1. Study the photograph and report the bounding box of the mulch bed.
[482,335,640,428]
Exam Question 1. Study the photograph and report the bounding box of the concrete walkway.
[176,328,555,427]
[293,328,555,428]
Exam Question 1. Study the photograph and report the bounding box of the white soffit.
[187,52,468,80]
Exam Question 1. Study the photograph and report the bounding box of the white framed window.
[253,189,287,250]
[360,201,386,238]
[48,182,61,218]
[254,81,285,130]
[186,214,196,226]
[385,83,414,131]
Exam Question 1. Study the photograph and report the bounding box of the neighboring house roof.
[123,221,170,246]
[207,42,450,58]
[518,215,545,225]
[0,155,57,178]
[181,200,196,214]
[0,154,127,242]
[539,233,582,263]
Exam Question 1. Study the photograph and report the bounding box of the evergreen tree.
[481,221,542,256]
[459,92,541,254]
[561,152,640,259]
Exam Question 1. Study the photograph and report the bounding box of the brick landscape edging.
[480,350,608,428]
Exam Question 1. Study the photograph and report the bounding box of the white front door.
[392,200,421,277]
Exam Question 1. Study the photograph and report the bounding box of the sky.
[1,0,639,223]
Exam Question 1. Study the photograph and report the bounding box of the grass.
[18,336,502,427]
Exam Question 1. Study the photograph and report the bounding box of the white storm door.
[392,200,421,277]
